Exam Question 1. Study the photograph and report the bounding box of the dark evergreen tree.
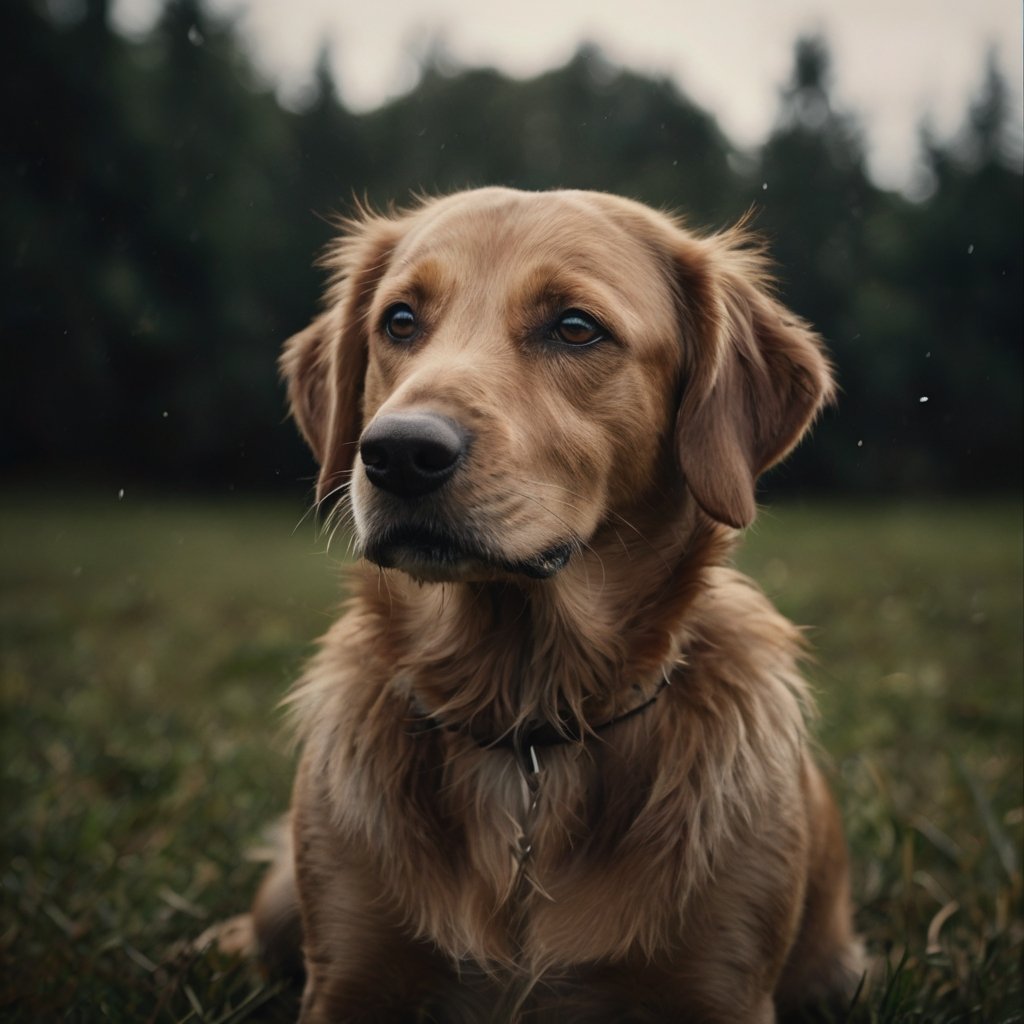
[899,55,1023,490]
[2,6,1020,494]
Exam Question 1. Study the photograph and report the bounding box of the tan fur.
[255,188,862,1022]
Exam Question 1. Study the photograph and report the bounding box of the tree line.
[3,0,1021,496]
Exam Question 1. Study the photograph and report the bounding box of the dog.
[253,188,863,1022]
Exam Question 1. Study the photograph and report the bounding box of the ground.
[1,491,1020,1022]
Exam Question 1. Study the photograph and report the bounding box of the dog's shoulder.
[676,565,814,733]
[696,566,806,652]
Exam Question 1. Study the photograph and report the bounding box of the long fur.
[255,188,862,1023]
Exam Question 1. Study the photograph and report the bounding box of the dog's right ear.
[279,310,338,471]
[280,212,403,506]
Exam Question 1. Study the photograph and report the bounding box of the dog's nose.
[359,412,467,498]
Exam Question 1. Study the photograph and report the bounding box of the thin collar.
[410,678,671,777]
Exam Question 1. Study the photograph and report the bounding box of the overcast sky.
[113,0,1023,193]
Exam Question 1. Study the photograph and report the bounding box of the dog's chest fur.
[294,567,810,972]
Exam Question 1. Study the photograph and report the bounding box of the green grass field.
[1,493,1021,1022]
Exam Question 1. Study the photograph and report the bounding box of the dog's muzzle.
[357,411,573,580]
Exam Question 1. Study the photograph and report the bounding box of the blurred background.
[4,0,1022,497]
[2,0,1022,1019]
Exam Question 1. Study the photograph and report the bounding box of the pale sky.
[112,0,1023,193]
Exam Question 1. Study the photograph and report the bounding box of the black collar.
[410,678,670,776]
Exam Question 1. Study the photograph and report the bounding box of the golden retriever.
[253,188,863,1022]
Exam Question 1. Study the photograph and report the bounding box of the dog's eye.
[552,310,604,346]
[383,304,419,342]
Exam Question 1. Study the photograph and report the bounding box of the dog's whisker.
[312,471,354,517]
[292,489,322,535]
[318,495,355,549]
[323,503,359,559]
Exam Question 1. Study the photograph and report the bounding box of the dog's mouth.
[363,525,573,582]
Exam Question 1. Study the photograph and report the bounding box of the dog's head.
[282,188,833,582]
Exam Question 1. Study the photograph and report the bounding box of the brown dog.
[254,188,863,1022]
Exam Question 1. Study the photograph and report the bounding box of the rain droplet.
[162,410,169,418]
[118,488,125,500]
[857,440,863,447]
[188,25,204,46]
[919,396,929,403]
[761,182,768,191]
[966,243,974,255]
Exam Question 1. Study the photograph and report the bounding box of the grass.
[743,501,1023,1021]
[1,491,1020,1022]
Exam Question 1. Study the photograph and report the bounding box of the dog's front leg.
[292,758,443,1023]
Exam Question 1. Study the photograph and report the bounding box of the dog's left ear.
[673,228,835,529]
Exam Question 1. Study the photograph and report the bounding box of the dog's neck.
[355,495,734,738]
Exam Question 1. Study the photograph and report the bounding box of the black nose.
[359,412,468,499]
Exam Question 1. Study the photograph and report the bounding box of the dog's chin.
[361,527,573,583]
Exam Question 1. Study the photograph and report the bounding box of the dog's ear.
[280,212,403,506]
[279,311,337,470]
[673,227,835,529]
